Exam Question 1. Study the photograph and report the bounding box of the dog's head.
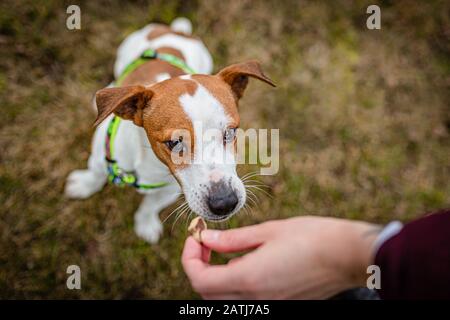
[95,61,275,221]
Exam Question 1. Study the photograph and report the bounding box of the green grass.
[0,0,449,298]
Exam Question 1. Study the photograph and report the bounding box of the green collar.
[116,48,195,86]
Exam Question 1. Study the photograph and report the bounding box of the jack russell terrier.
[65,18,275,243]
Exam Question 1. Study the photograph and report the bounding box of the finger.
[201,244,211,262]
[182,236,211,262]
[182,236,204,261]
[182,238,245,293]
[200,224,269,253]
[184,262,244,294]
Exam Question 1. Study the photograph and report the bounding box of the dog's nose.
[207,191,238,216]
[207,182,238,216]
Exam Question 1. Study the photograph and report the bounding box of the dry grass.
[0,0,449,298]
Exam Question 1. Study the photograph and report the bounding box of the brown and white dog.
[65,18,275,243]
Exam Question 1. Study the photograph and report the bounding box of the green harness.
[105,48,195,190]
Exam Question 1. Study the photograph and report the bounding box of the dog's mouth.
[196,209,240,222]
[202,215,231,222]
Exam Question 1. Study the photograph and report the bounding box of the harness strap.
[105,116,168,190]
[116,48,195,86]
[105,48,195,190]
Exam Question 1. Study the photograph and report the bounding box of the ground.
[0,0,449,298]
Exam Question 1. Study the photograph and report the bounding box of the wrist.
[318,218,381,295]
[344,221,381,287]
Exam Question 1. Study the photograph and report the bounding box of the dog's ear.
[94,85,153,127]
[217,60,276,100]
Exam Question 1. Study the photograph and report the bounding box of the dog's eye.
[165,137,184,153]
[224,128,237,144]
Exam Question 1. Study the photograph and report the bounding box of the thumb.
[201,224,269,253]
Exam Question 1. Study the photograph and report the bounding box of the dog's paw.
[134,218,163,244]
[65,170,104,199]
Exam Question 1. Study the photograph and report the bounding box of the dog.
[65,18,275,243]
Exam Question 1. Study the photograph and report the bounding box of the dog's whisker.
[171,205,191,232]
[246,185,273,198]
[245,186,259,199]
[242,177,265,184]
[241,203,251,217]
[242,175,261,182]
[240,171,260,180]
[245,203,254,216]
[240,170,258,178]
[246,184,271,193]
[163,201,188,224]
[165,200,188,219]
[171,210,187,233]
[244,183,270,189]
[247,195,258,207]
[242,178,264,182]
[244,187,260,208]
[243,179,269,187]
[246,189,258,199]
[241,174,261,182]
[245,190,260,208]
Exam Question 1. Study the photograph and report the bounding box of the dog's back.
[114,18,213,81]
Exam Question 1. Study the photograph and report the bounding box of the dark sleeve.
[375,209,450,299]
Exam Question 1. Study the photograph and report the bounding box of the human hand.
[181,216,380,299]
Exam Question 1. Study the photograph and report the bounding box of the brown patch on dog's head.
[140,78,198,173]
[94,78,198,173]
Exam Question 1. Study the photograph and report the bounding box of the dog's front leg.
[134,184,181,244]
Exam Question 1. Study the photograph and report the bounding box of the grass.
[0,0,449,298]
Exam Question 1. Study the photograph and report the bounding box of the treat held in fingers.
[188,217,207,243]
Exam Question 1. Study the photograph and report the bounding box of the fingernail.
[201,230,220,243]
